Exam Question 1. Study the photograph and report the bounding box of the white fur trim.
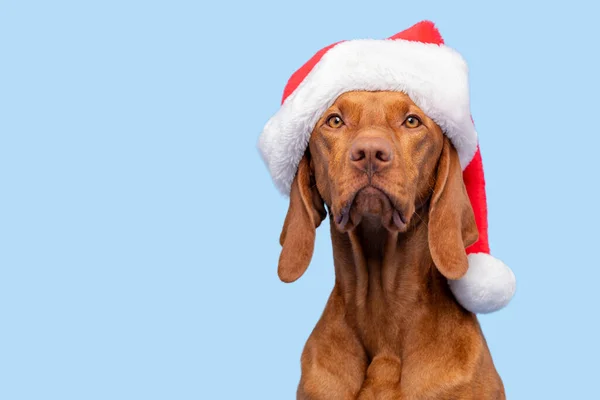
[449,253,516,314]
[258,39,479,195]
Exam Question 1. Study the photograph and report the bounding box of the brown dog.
[277,91,505,399]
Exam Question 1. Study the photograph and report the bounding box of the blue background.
[1,1,598,399]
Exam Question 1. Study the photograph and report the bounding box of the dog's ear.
[278,153,326,283]
[428,138,479,280]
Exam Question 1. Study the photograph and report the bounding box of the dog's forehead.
[330,91,418,123]
[334,91,415,109]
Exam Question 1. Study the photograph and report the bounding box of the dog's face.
[307,91,444,233]
[276,91,478,283]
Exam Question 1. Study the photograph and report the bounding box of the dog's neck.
[330,206,433,301]
[329,205,462,352]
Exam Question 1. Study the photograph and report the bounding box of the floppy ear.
[278,153,326,283]
[428,138,479,280]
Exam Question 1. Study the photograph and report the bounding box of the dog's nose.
[349,137,392,174]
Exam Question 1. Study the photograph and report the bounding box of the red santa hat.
[257,20,516,314]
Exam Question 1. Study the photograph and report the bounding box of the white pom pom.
[448,253,516,314]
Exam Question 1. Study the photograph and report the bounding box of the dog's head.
[277,91,478,283]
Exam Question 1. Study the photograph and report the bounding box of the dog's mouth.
[335,185,409,232]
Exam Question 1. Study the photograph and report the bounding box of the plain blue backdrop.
[1,1,599,399]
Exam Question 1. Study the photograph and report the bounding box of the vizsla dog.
[277,91,505,399]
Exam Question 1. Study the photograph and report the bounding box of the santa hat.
[257,20,516,314]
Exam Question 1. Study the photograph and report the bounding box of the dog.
[276,91,506,399]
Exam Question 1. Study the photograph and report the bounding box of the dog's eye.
[326,115,344,129]
[404,115,422,128]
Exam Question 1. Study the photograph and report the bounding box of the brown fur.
[277,91,505,399]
